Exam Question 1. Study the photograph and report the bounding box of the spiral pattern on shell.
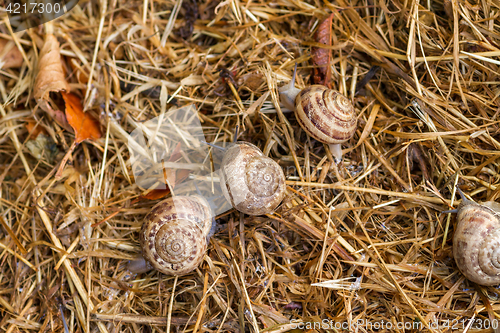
[140,196,213,275]
[245,157,280,197]
[220,142,286,215]
[295,85,357,144]
[453,201,500,286]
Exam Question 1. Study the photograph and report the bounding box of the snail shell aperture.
[140,195,213,275]
[219,142,286,215]
[451,190,500,286]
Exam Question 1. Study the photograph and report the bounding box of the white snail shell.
[140,195,213,275]
[219,142,286,215]
[452,193,500,286]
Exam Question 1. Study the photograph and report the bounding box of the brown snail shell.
[450,189,500,286]
[279,64,357,162]
[219,142,286,215]
[294,86,357,145]
[140,195,213,275]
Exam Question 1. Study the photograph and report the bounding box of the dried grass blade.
[0,215,27,254]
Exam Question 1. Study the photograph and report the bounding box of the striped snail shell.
[294,86,357,144]
[140,195,213,275]
[219,142,286,215]
[448,188,500,286]
[279,64,357,163]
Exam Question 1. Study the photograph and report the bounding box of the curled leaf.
[61,92,101,143]
[34,34,70,101]
[312,14,334,86]
[0,39,23,69]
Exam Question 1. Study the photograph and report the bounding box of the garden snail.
[446,188,500,286]
[279,64,357,163]
[139,195,213,275]
[206,133,286,215]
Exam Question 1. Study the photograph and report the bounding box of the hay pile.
[1,0,500,332]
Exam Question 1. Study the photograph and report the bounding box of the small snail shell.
[449,189,500,286]
[219,141,286,215]
[279,64,357,163]
[140,195,213,275]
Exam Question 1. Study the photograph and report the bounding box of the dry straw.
[1,0,500,332]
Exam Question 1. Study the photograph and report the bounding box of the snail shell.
[452,192,500,286]
[279,65,357,162]
[294,86,357,145]
[140,195,213,275]
[219,142,286,215]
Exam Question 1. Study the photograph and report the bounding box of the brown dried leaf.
[134,170,191,202]
[138,188,172,201]
[25,120,48,139]
[0,39,23,69]
[238,72,265,91]
[41,100,73,133]
[311,14,334,86]
[34,34,70,101]
[61,92,101,143]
